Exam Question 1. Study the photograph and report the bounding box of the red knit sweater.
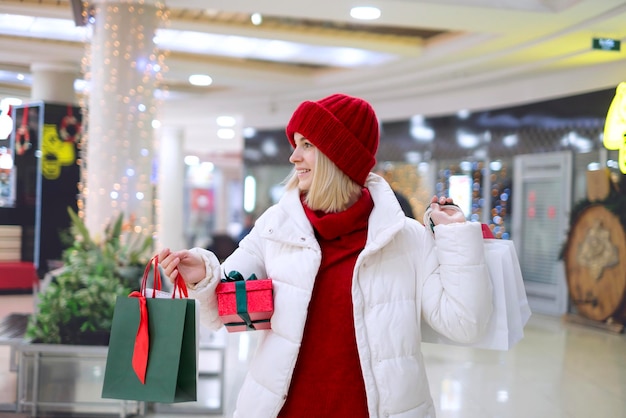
[278,189,374,418]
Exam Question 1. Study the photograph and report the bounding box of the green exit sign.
[592,38,621,51]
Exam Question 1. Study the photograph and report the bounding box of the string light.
[80,1,169,239]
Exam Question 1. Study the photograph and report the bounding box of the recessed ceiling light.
[184,155,200,166]
[243,127,257,138]
[217,128,235,139]
[216,116,236,127]
[251,13,262,25]
[188,74,212,86]
[457,109,471,119]
[350,6,381,20]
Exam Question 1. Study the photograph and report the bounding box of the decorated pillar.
[81,0,168,238]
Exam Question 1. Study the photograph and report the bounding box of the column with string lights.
[80,0,168,238]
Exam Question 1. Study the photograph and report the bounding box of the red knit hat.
[286,93,379,186]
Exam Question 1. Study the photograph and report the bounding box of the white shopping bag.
[421,238,531,351]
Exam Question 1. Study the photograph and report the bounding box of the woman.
[159,93,493,418]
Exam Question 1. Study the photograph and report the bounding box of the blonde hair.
[285,149,362,213]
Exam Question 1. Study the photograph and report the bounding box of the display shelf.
[16,343,144,417]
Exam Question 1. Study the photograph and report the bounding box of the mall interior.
[0,1,626,417]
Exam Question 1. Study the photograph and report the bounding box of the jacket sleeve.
[420,221,493,344]
[187,223,268,331]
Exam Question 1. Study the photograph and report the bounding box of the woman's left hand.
[428,195,466,225]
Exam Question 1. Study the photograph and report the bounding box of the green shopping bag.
[101,256,198,403]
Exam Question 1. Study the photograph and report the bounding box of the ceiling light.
[188,74,212,86]
[243,127,257,138]
[261,139,278,156]
[329,48,370,67]
[457,109,471,119]
[561,131,593,153]
[350,6,381,20]
[262,40,299,59]
[456,130,479,148]
[587,162,601,171]
[217,128,235,139]
[74,79,88,92]
[502,134,518,147]
[251,13,262,25]
[410,125,435,142]
[184,155,200,166]
[459,161,472,172]
[216,116,236,127]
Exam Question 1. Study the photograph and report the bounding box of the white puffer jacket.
[189,173,493,418]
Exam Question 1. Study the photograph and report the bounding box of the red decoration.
[15,106,30,155]
[59,105,81,143]
[191,188,213,212]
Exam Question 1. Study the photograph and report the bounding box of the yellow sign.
[41,124,76,180]
[603,82,626,174]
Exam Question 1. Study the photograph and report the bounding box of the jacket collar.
[363,173,406,252]
[259,188,317,248]
[272,173,407,250]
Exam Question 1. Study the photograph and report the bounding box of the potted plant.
[25,208,154,345]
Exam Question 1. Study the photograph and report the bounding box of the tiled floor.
[1,293,626,417]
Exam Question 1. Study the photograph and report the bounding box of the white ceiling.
[0,0,625,154]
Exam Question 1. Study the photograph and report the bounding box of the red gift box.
[216,277,273,332]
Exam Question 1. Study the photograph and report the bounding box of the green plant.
[25,208,154,345]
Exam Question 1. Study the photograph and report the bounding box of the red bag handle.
[139,255,188,298]
[140,255,161,298]
[172,273,189,298]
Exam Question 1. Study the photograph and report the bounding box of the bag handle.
[139,255,189,299]
[172,272,189,299]
[140,255,162,298]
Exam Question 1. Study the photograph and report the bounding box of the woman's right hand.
[158,248,206,286]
